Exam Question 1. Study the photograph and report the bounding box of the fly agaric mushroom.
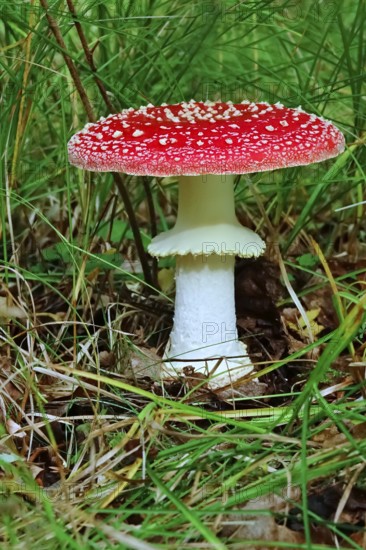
[68,100,345,390]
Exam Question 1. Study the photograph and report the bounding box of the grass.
[1,0,366,548]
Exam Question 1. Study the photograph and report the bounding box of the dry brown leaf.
[312,422,341,446]
[129,347,162,379]
[283,307,324,339]
[0,356,23,402]
[221,494,304,549]
[350,421,366,440]
[99,351,117,369]
[39,373,78,400]
[0,296,26,319]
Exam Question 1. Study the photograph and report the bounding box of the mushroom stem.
[153,174,261,388]
[176,174,237,230]
[163,253,253,388]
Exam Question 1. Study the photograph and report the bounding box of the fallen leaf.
[284,307,325,339]
[221,494,304,549]
[6,419,27,438]
[0,297,26,319]
[99,351,116,369]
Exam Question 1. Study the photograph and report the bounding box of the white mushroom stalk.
[148,175,265,388]
[163,254,251,387]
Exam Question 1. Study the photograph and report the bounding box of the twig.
[39,0,95,121]
[142,176,158,286]
[113,173,154,286]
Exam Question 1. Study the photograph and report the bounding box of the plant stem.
[65,0,115,114]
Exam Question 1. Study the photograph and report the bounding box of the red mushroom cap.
[68,100,345,176]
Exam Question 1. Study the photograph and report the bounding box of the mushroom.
[68,100,345,389]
